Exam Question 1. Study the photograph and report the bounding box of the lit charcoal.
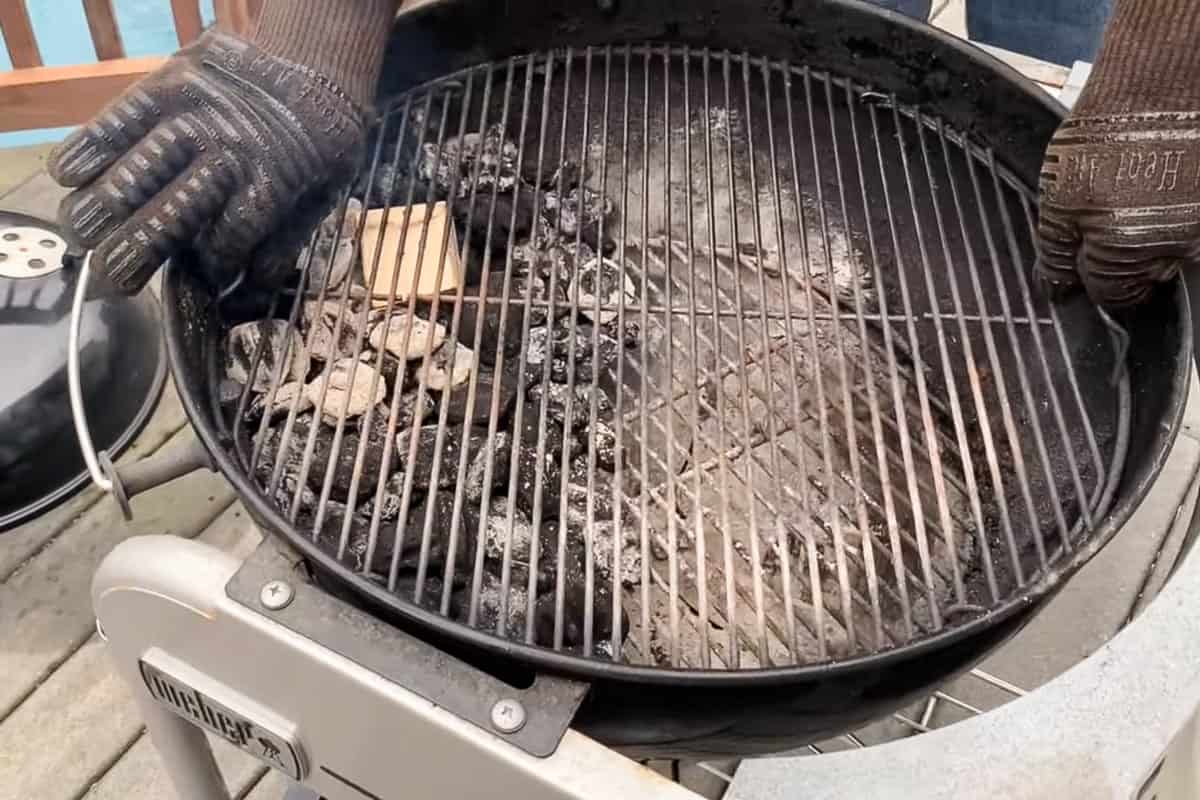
[359,397,432,458]
[452,192,537,255]
[442,359,524,424]
[456,272,554,366]
[592,421,617,471]
[543,185,613,253]
[360,478,403,522]
[254,416,320,512]
[368,313,447,360]
[224,320,308,392]
[525,325,597,384]
[415,341,475,391]
[394,426,512,500]
[573,513,643,590]
[306,423,388,501]
[526,382,614,430]
[570,257,638,325]
[474,570,530,639]
[482,494,533,566]
[306,358,387,425]
[565,456,617,522]
[392,491,479,578]
[532,576,617,650]
[246,381,312,422]
[514,414,581,520]
[300,237,356,294]
[312,500,375,572]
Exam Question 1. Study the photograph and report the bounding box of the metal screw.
[260,580,294,611]
[490,698,527,734]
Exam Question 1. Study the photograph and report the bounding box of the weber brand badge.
[140,659,304,780]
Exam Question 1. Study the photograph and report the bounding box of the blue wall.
[0,0,216,147]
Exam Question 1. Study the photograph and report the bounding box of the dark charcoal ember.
[224,320,308,392]
[452,192,536,255]
[421,124,520,198]
[481,495,532,567]
[543,186,613,254]
[441,358,524,424]
[513,414,584,520]
[359,475,404,523]
[306,427,386,501]
[525,325,592,384]
[569,256,638,325]
[311,500,375,573]
[523,158,582,191]
[395,426,513,502]
[392,490,479,578]
[456,272,555,366]
[526,381,614,430]
[255,415,320,512]
[532,579,617,651]
[565,456,617,523]
[473,569,531,639]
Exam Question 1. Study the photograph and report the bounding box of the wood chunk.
[361,201,462,303]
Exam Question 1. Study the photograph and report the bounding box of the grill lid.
[217,46,1125,672]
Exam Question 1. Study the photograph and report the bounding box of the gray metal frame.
[93,534,700,800]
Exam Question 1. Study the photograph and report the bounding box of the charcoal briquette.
[441,359,523,424]
[225,320,308,392]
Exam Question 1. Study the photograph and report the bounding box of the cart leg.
[136,689,230,800]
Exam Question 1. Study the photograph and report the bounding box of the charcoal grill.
[77,0,1190,775]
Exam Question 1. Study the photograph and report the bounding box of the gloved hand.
[48,0,398,294]
[1037,0,1200,308]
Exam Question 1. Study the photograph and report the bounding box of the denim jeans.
[965,0,1115,65]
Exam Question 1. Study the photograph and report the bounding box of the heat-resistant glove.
[1037,0,1200,308]
[48,0,398,294]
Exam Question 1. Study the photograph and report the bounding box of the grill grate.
[220,45,1124,670]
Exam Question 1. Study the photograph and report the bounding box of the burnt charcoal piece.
[395,426,512,501]
[456,273,554,366]
[306,428,387,501]
[392,490,479,579]
[570,257,638,325]
[543,186,613,253]
[299,237,356,294]
[225,320,308,392]
[514,414,584,520]
[565,456,617,523]
[526,382,614,430]
[312,500,375,573]
[591,421,617,471]
[453,192,536,254]
[254,415,319,511]
[423,124,520,199]
[532,579,617,650]
[474,569,531,639]
[481,494,533,567]
[442,359,523,424]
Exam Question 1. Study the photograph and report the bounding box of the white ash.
[248,381,311,422]
[483,495,532,565]
[418,124,520,198]
[571,511,642,589]
[368,313,447,360]
[570,257,638,325]
[475,571,530,637]
[224,320,308,392]
[542,186,612,238]
[527,382,613,430]
[306,358,387,424]
[416,341,476,391]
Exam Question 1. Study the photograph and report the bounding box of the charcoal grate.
[218,45,1124,671]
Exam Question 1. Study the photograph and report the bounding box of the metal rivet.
[259,579,294,610]
[490,698,526,734]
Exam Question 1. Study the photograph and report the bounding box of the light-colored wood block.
[361,201,462,306]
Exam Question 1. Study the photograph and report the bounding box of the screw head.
[490,698,527,734]
[260,580,295,611]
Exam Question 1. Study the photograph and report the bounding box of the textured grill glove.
[1037,0,1200,307]
[48,0,398,294]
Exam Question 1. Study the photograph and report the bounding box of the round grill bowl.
[162,0,1191,757]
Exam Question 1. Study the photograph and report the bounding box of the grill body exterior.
[160,0,1191,757]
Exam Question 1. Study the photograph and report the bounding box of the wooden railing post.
[0,0,43,69]
[82,0,125,60]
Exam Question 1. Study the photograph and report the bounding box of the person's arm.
[1037,0,1200,307]
[49,0,401,295]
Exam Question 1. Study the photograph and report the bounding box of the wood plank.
[82,0,125,60]
[0,506,259,800]
[169,0,203,46]
[0,0,42,68]
[0,425,235,722]
[0,56,164,133]
[0,382,187,581]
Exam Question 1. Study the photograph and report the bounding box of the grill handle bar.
[69,251,214,519]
